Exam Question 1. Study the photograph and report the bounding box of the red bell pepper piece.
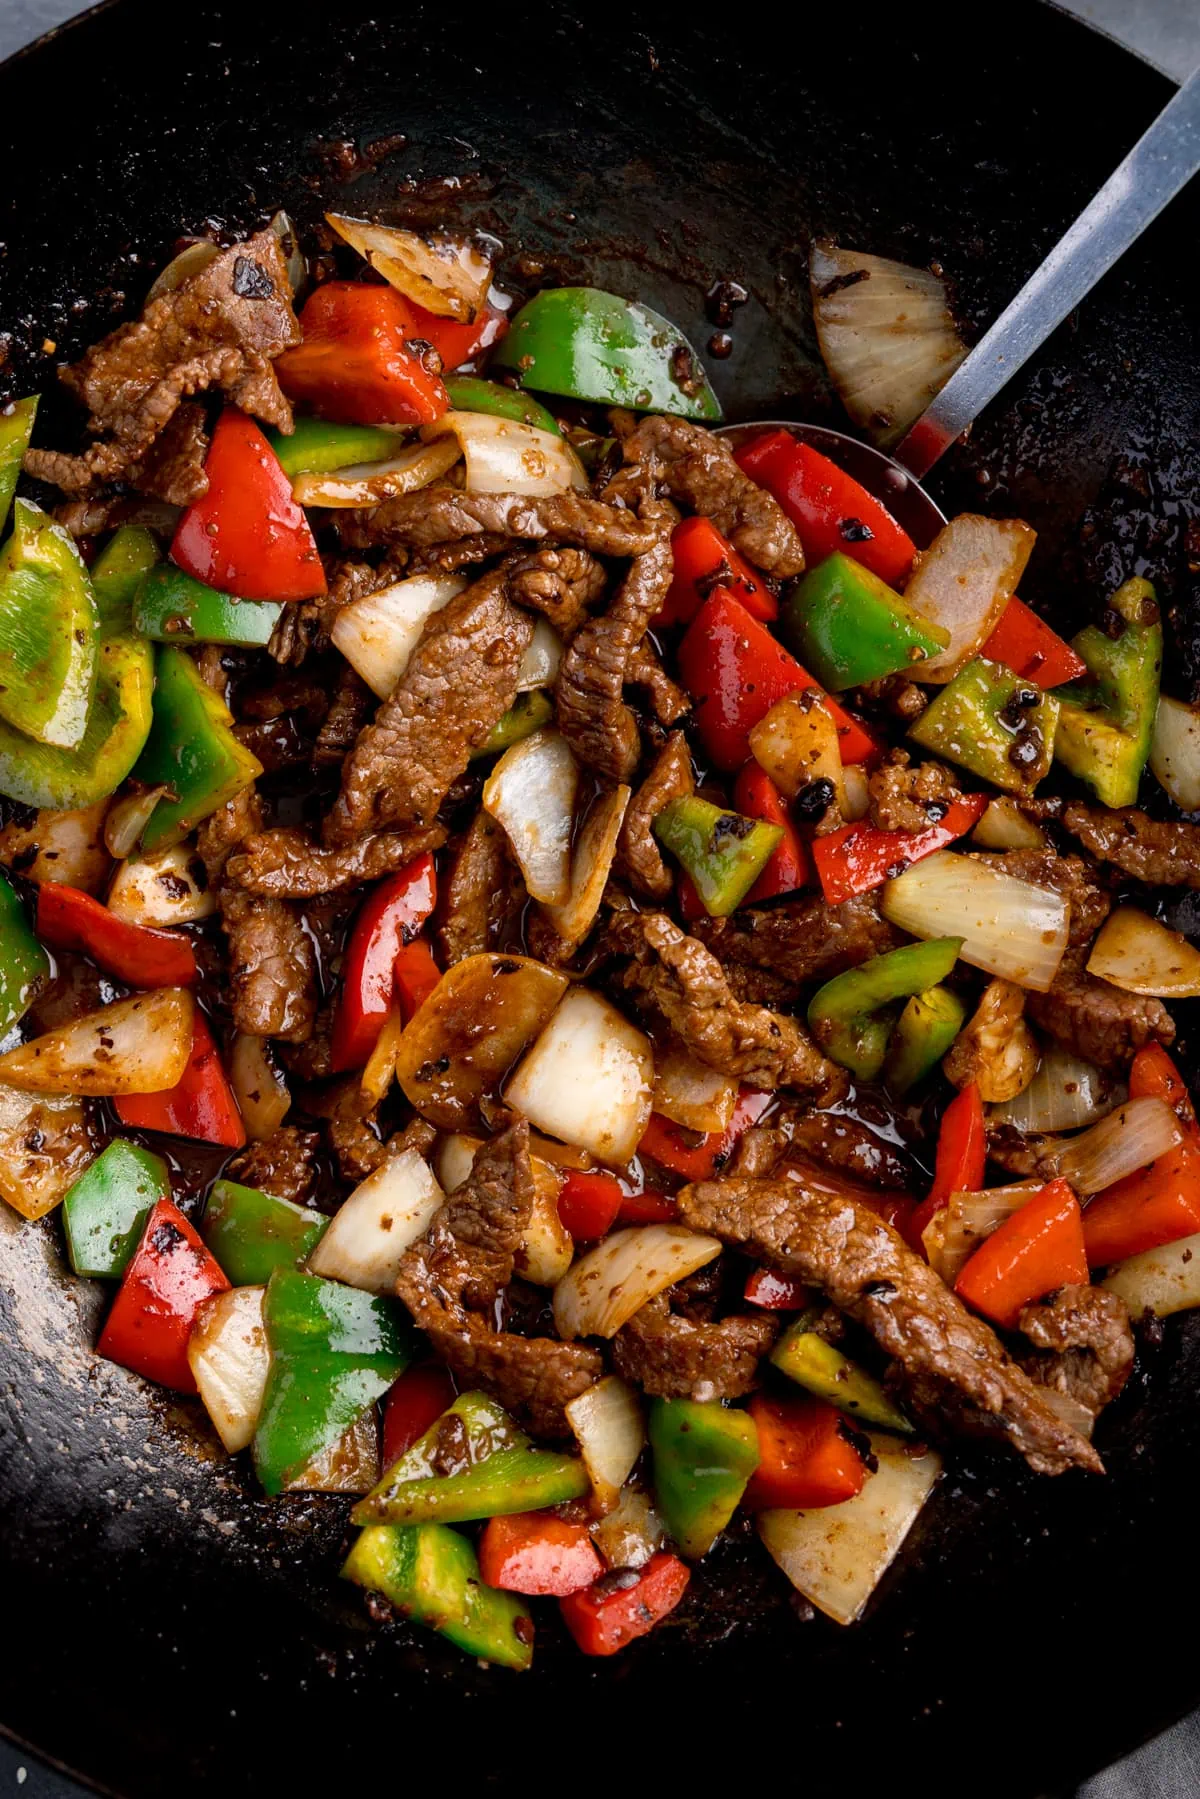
[744,1391,868,1509]
[1082,1142,1200,1267]
[36,883,197,989]
[275,282,449,426]
[676,591,878,773]
[96,1197,230,1392]
[732,762,810,901]
[905,1082,986,1255]
[559,1551,690,1656]
[392,938,442,1025]
[659,515,777,627]
[955,1177,1088,1329]
[381,1362,457,1470]
[637,1089,773,1184]
[557,1169,625,1241]
[1128,1042,1200,1141]
[735,431,916,587]
[115,1010,246,1149]
[743,1267,810,1310]
[811,792,988,906]
[171,409,326,602]
[615,1187,679,1225]
[330,854,438,1072]
[479,1511,603,1598]
[979,597,1088,690]
[388,292,508,374]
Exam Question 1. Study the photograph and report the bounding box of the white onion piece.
[881,851,1068,991]
[749,690,846,807]
[903,516,1036,683]
[104,786,169,860]
[652,1041,738,1134]
[0,801,112,894]
[507,986,654,1165]
[187,1286,269,1454]
[970,798,1047,853]
[268,209,306,295]
[433,1133,571,1287]
[0,988,194,1095]
[360,1009,405,1105]
[1054,1097,1183,1196]
[229,1032,291,1141]
[841,763,870,822]
[292,436,460,509]
[331,571,466,701]
[147,239,220,301]
[517,617,565,692]
[483,728,578,906]
[107,843,215,927]
[923,1182,1041,1285]
[566,1376,647,1511]
[991,1046,1124,1134]
[427,411,587,496]
[553,1223,721,1340]
[590,1486,667,1570]
[0,1083,92,1220]
[1150,695,1200,813]
[1086,906,1200,999]
[326,214,492,322]
[810,241,966,449]
[307,1150,444,1293]
[1102,1230,1200,1316]
[538,785,630,953]
[284,1410,381,1494]
[757,1436,942,1626]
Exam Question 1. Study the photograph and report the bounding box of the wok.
[2,3,1200,1793]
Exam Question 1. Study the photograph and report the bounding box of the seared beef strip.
[617,731,693,899]
[604,910,846,1099]
[612,1292,778,1400]
[340,487,661,558]
[312,666,375,768]
[868,751,961,834]
[693,890,902,984]
[435,809,526,966]
[626,639,691,727]
[1017,1285,1135,1418]
[677,1177,1101,1475]
[305,1077,388,1182]
[505,546,608,639]
[405,534,514,577]
[1026,947,1174,1073]
[1059,801,1200,889]
[226,824,447,899]
[784,1107,915,1190]
[126,401,210,506]
[225,1127,320,1206]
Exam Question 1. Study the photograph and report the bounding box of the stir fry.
[3,211,1200,1671]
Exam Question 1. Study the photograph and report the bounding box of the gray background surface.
[1,0,1198,1793]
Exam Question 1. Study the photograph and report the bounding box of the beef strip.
[404,535,512,577]
[1026,946,1174,1073]
[395,1122,603,1436]
[1059,801,1200,889]
[225,1127,320,1207]
[677,1176,1101,1475]
[305,1077,387,1182]
[693,890,902,984]
[340,487,661,558]
[604,909,846,1099]
[626,639,690,726]
[620,415,806,576]
[226,824,447,899]
[126,401,210,505]
[986,1123,1062,1181]
[868,751,961,834]
[612,1292,778,1400]
[324,570,532,845]
[1018,1285,1135,1416]
[269,557,394,666]
[784,1108,915,1190]
[618,731,693,899]
[312,666,375,767]
[505,546,608,639]
[856,673,929,724]
[24,230,298,496]
[721,962,804,1010]
[435,808,525,966]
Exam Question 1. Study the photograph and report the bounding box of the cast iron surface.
[2,3,1200,1793]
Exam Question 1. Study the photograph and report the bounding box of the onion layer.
[187,1286,269,1454]
[506,986,654,1165]
[325,214,492,322]
[538,785,630,954]
[990,1046,1123,1134]
[553,1223,722,1340]
[651,1041,738,1134]
[1150,695,1200,813]
[881,851,1068,992]
[0,988,194,1096]
[1102,1230,1200,1317]
[483,728,579,905]
[426,411,587,496]
[970,798,1047,853]
[902,516,1036,683]
[565,1376,647,1510]
[106,844,215,927]
[1086,905,1200,999]
[1053,1097,1183,1195]
[229,1032,291,1141]
[0,1083,92,1220]
[292,436,460,509]
[307,1150,444,1293]
[923,1182,1041,1284]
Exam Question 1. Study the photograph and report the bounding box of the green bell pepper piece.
[133,564,283,648]
[352,1446,589,1526]
[0,868,49,1040]
[781,552,949,692]
[266,417,409,479]
[0,395,38,537]
[343,1523,533,1671]
[90,526,160,637]
[0,500,100,749]
[771,1321,913,1434]
[200,1178,327,1286]
[808,936,964,1082]
[444,376,560,434]
[471,689,554,759]
[493,287,722,422]
[883,985,966,1096]
[0,631,154,810]
[653,795,783,917]
[61,1140,170,1279]
[372,1391,528,1497]
[907,655,1059,796]
[133,646,262,851]
[253,1270,418,1497]
[649,1397,760,1559]
[1054,578,1162,807]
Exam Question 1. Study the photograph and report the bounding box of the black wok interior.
[2,3,1200,1792]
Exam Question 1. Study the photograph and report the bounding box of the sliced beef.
[604,909,846,1099]
[1026,946,1174,1073]
[721,962,804,1010]
[677,1175,1101,1475]
[325,570,532,844]
[435,808,525,966]
[127,401,210,506]
[621,415,806,576]
[505,546,608,639]
[1018,1284,1135,1417]
[785,1108,915,1190]
[986,1123,1062,1181]
[618,731,693,899]
[219,888,316,1041]
[305,1077,387,1181]
[340,487,661,558]
[225,1127,320,1206]
[1059,802,1200,890]
[626,639,690,726]
[856,673,929,724]
[693,890,902,984]
[405,534,513,577]
[971,849,1112,947]
[312,666,375,768]
[868,751,961,834]
[612,1292,778,1400]
[269,556,393,666]
[25,230,298,496]
[226,823,446,899]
